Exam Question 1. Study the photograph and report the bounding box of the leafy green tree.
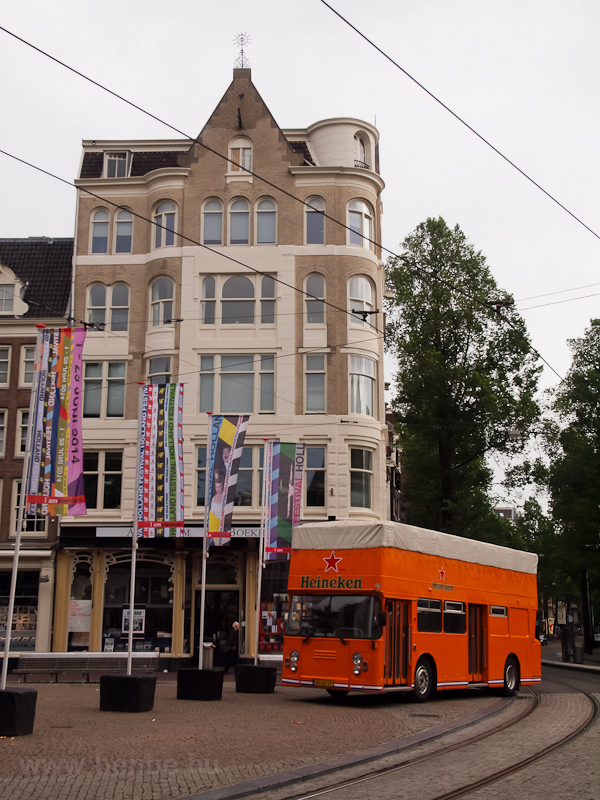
[546,320,600,649]
[385,217,540,538]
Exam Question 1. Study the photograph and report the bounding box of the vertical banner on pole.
[138,383,185,537]
[26,327,87,516]
[207,415,249,538]
[266,442,305,556]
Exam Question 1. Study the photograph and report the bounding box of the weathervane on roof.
[234,33,251,68]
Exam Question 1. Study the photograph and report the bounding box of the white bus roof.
[293,519,538,575]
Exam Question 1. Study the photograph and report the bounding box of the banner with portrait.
[266,441,305,555]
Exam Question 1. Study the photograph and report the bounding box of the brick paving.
[0,676,503,800]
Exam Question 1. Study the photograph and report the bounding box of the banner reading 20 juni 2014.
[26,327,87,517]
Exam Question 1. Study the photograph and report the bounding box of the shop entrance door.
[195,590,239,665]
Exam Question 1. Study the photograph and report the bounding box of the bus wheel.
[413,657,434,702]
[502,657,519,696]
[326,689,349,699]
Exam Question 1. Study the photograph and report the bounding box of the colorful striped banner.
[26,327,86,517]
[207,415,250,538]
[266,442,305,555]
[137,383,185,538]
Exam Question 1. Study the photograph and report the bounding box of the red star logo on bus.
[323,551,342,573]
[439,566,446,581]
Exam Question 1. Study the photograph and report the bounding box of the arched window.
[350,356,375,416]
[348,276,374,325]
[222,276,254,324]
[203,200,223,245]
[354,136,368,168]
[151,278,174,327]
[88,284,106,326]
[306,197,325,245]
[110,284,129,332]
[153,202,176,248]
[348,201,373,247]
[229,199,250,245]
[201,276,216,324]
[229,137,252,172]
[306,274,325,324]
[256,198,276,244]
[115,209,133,253]
[91,209,109,254]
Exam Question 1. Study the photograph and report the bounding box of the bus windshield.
[287,595,382,640]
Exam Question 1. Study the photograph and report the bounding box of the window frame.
[228,198,250,245]
[83,361,126,419]
[202,199,224,246]
[148,356,172,385]
[349,355,376,417]
[83,451,123,511]
[350,448,373,509]
[199,353,275,414]
[255,198,277,245]
[114,208,133,254]
[228,137,253,174]
[103,152,131,179]
[200,274,276,327]
[11,479,46,537]
[196,444,264,510]
[19,345,35,388]
[16,409,29,457]
[109,283,129,332]
[348,276,375,327]
[305,446,326,509]
[91,208,110,255]
[0,409,6,457]
[305,197,325,245]
[347,200,373,248]
[305,354,326,414]
[417,598,443,633]
[0,284,14,313]
[153,202,177,249]
[150,278,175,328]
[305,274,326,324]
[0,346,10,387]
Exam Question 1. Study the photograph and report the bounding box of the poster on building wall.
[68,599,92,632]
[122,608,145,634]
[207,414,250,538]
[26,327,87,517]
[137,383,185,538]
[266,442,305,556]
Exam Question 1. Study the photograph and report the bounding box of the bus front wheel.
[413,657,434,702]
[502,657,519,696]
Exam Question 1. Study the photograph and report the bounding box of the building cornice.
[289,165,384,193]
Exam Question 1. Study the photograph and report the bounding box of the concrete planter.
[177,668,224,701]
[99,674,156,713]
[0,688,37,736]
[234,664,277,694]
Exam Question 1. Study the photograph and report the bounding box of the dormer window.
[0,266,28,316]
[354,136,369,170]
[104,152,131,178]
[0,285,14,313]
[229,138,252,173]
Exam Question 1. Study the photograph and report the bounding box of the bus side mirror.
[377,611,387,627]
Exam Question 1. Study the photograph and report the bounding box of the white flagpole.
[1,331,44,690]
[127,383,145,676]
[254,439,270,666]
[198,413,212,668]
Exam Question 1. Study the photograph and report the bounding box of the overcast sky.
[2,0,599,401]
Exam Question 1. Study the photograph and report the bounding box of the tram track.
[259,685,598,800]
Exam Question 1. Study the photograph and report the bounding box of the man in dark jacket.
[224,621,240,673]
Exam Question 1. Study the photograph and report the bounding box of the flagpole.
[127,383,145,676]
[1,326,44,691]
[198,413,212,668]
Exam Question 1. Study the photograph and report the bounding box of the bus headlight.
[290,650,299,663]
[290,664,298,672]
[352,652,363,666]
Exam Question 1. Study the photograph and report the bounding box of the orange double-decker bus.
[282,520,541,701]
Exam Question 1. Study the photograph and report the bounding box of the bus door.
[384,600,410,685]
[468,604,485,682]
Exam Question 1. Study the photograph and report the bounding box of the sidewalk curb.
[177,694,517,800]
[542,659,600,675]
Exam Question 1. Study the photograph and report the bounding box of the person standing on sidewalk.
[224,621,240,673]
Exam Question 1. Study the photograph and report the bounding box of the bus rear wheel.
[413,657,434,702]
[502,657,519,696]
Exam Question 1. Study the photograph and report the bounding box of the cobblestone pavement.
[250,691,599,800]
[0,678,503,800]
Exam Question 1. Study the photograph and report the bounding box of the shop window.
[199,353,274,413]
[305,355,326,413]
[306,197,325,244]
[83,362,125,418]
[83,451,122,510]
[203,199,223,245]
[0,570,39,651]
[305,446,326,508]
[349,356,375,416]
[350,448,372,508]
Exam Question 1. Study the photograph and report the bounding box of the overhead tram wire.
[319,0,600,244]
[0,26,562,379]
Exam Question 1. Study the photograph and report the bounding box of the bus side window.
[417,598,442,633]
[443,601,466,633]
